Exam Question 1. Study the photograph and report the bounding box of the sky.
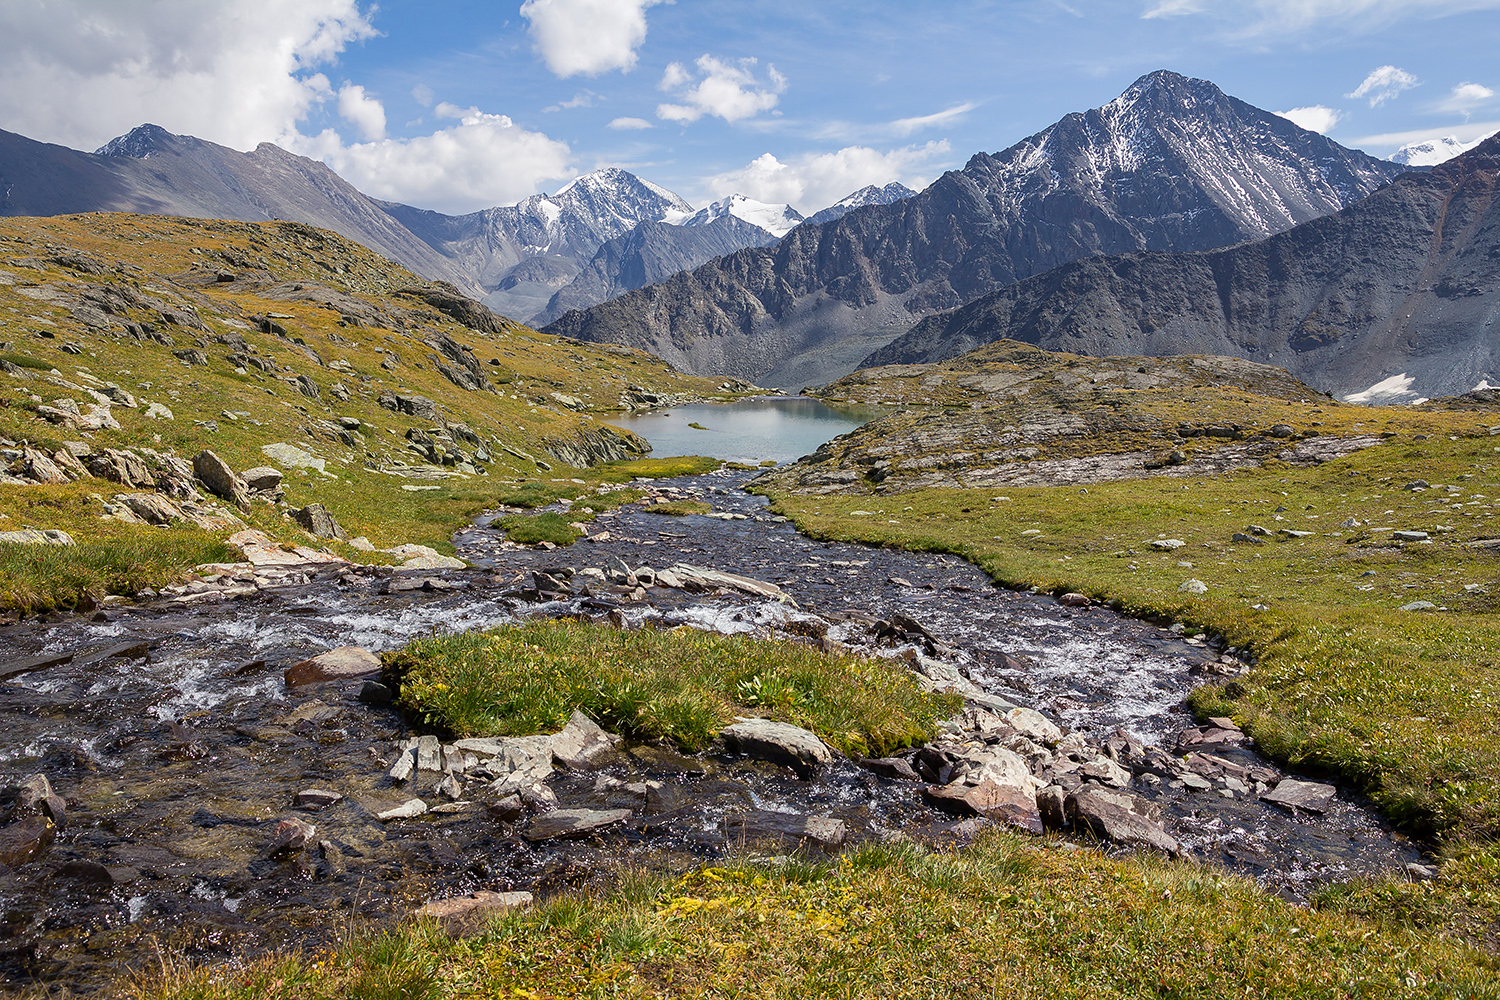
[1,1,1498,216]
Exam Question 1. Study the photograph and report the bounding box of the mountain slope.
[531,214,780,326]
[0,124,471,293]
[863,136,1500,401]
[805,182,917,226]
[542,70,1408,390]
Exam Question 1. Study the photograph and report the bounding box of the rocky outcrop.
[542,423,650,467]
[865,135,1500,402]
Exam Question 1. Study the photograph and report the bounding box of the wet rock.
[193,450,251,511]
[436,773,464,800]
[801,816,847,847]
[1057,592,1090,608]
[376,799,429,822]
[858,757,921,781]
[416,735,443,772]
[292,503,348,541]
[1065,786,1177,853]
[721,719,834,778]
[1261,779,1336,813]
[0,817,56,866]
[0,651,74,681]
[550,710,619,769]
[523,807,632,842]
[519,782,558,813]
[358,681,393,705]
[268,817,315,854]
[284,646,381,688]
[666,564,787,601]
[388,747,416,783]
[294,789,343,811]
[1081,756,1132,788]
[416,890,532,935]
[924,778,1042,833]
[487,795,524,823]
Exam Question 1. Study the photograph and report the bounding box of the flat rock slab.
[523,807,632,842]
[1066,786,1178,854]
[227,529,349,568]
[376,799,429,822]
[0,651,74,681]
[666,563,786,600]
[924,776,1043,834]
[1261,779,1337,813]
[721,719,833,778]
[416,891,533,935]
[284,646,381,688]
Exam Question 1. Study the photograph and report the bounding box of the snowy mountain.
[806,182,917,226]
[1391,132,1499,166]
[545,70,1408,390]
[678,194,804,238]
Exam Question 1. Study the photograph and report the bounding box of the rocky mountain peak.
[681,194,804,238]
[94,124,182,159]
[806,182,918,226]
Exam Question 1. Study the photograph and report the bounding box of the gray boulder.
[241,466,284,492]
[1065,786,1178,853]
[292,503,348,541]
[721,719,834,778]
[193,449,251,511]
[523,807,632,842]
[1260,778,1336,813]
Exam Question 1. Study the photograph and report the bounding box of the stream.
[0,468,1424,995]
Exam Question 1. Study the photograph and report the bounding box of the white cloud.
[0,0,376,151]
[607,116,654,130]
[544,92,596,112]
[1142,1,1500,36]
[890,102,978,136]
[1347,65,1419,106]
[657,55,787,124]
[1434,81,1496,117]
[1142,0,1205,17]
[337,83,386,140]
[289,105,575,214]
[706,142,951,214]
[412,84,435,107]
[1275,105,1342,134]
[519,0,664,78]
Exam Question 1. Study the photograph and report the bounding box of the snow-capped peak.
[806,182,917,225]
[678,194,804,238]
[1390,132,1498,167]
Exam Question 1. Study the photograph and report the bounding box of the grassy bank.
[385,618,956,756]
[128,833,1500,1000]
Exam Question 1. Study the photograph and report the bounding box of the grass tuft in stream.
[384,618,956,755]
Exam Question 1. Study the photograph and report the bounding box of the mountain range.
[863,134,1500,402]
[0,125,876,327]
[542,71,1409,390]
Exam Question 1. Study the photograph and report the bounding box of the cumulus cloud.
[607,116,654,130]
[706,142,950,215]
[0,0,376,151]
[337,83,386,140]
[1275,105,1343,134]
[1347,65,1419,106]
[289,104,575,214]
[657,55,787,124]
[1435,81,1496,117]
[519,0,664,78]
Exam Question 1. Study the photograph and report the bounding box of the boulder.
[1260,779,1336,813]
[522,807,632,842]
[294,789,343,811]
[550,710,618,769]
[416,890,533,935]
[193,449,251,511]
[87,448,153,487]
[722,719,834,778]
[284,646,381,688]
[261,442,327,474]
[267,817,315,853]
[857,757,922,781]
[0,817,55,867]
[0,529,75,546]
[1065,786,1178,854]
[1005,707,1062,745]
[0,651,74,681]
[924,777,1042,833]
[376,799,429,822]
[241,466,284,491]
[292,503,348,541]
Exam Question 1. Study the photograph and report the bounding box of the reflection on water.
[615,396,886,463]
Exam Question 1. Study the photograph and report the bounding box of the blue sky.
[2,1,1498,214]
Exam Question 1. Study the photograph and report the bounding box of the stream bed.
[0,469,1423,994]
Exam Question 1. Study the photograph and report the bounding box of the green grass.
[126,833,1500,999]
[0,529,236,612]
[494,511,581,546]
[688,421,709,430]
[493,480,586,509]
[0,352,56,372]
[642,500,712,516]
[383,618,957,755]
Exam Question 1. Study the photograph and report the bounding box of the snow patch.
[1343,373,1426,405]
[1390,131,1498,166]
[679,194,804,237]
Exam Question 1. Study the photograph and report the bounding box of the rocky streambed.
[0,469,1427,994]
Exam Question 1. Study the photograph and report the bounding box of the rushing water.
[0,470,1424,994]
[614,396,885,462]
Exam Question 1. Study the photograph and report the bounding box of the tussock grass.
[0,529,235,612]
[494,511,581,546]
[384,618,955,755]
[642,499,712,516]
[128,833,1500,999]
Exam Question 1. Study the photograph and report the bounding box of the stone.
[1151,539,1185,550]
[241,466,284,491]
[0,650,74,681]
[1399,601,1439,612]
[666,564,787,601]
[0,529,75,546]
[294,789,343,811]
[1036,785,1068,828]
[1231,532,1263,545]
[436,773,464,800]
[388,748,416,783]
[268,817,315,853]
[523,807,631,841]
[923,778,1042,833]
[10,774,66,827]
[801,816,847,847]
[488,794,524,823]
[1392,530,1430,543]
[1178,579,1208,594]
[722,719,834,778]
[550,710,618,769]
[193,450,251,511]
[1005,707,1063,745]
[376,798,429,821]
[349,536,376,552]
[292,503,348,541]
[416,735,443,772]
[143,402,174,420]
[358,681,393,705]
[0,817,55,867]
[388,543,465,570]
[261,442,327,474]
[1261,779,1337,813]
[1065,786,1178,853]
[1082,756,1132,788]
[1057,592,1090,608]
[284,645,381,687]
[416,890,533,935]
